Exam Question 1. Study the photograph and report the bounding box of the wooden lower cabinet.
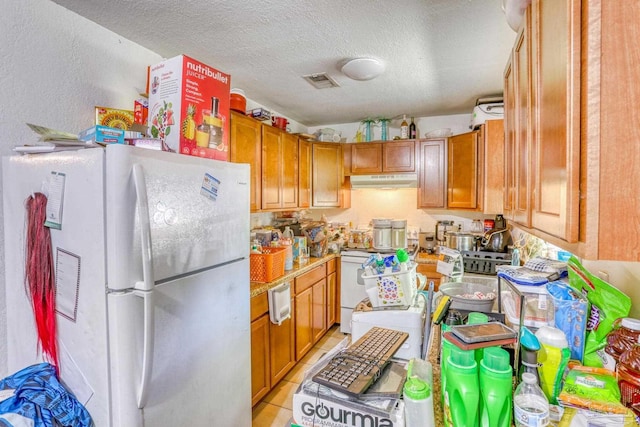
[251,258,339,406]
[250,313,270,406]
[294,285,314,360]
[270,305,296,385]
[312,279,327,344]
[250,291,295,407]
[416,263,443,292]
[326,258,337,328]
[294,264,327,360]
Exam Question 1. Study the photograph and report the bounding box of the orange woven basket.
[250,247,287,282]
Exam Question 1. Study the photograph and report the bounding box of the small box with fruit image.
[148,54,231,161]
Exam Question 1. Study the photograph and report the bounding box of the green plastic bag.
[566,256,631,367]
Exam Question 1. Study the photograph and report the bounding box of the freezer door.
[106,144,250,290]
[107,260,251,426]
[2,149,111,424]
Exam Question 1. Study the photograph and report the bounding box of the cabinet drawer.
[326,258,337,274]
[250,292,269,322]
[295,265,326,294]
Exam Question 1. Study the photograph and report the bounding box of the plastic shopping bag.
[0,363,93,427]
[566,256,632,367]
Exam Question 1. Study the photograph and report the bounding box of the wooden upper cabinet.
[417,139,446,209]
[229,111,261,212]
[298,139,311,209]
[348,140,416,175]
[447,132,478,209]
[514,8,532,228]
[479,119,505,215]
[282,133,299,208]
[501,0,640,260]
[579,0,640,260]
[312,143,345,208]
[529,0,580,242]
[383,140,415,172]
[503,56,516,219]
[261,126,298,210]
[350,143,383,174]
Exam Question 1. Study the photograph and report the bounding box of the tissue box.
[78,125,125,144]
[148,54,230,160]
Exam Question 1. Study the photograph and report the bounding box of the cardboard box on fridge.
[148,54,230,161]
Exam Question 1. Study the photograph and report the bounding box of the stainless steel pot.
[445,231,477,252]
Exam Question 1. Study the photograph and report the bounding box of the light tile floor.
[252,325,347,427]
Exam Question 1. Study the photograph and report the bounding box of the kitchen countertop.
[250,253,339,298]
[415,252,440,265]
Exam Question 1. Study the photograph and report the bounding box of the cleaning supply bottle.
[513,372,549,427]
[281,226,294,271]
[535,326,570,404]
[403,358,435,427]
[440,310,462,409]
[479,347,513,427]
[519,326,541,383]
[396,248,409,271]
[444,346,480,427]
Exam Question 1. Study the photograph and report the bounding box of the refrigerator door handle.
[132,163,155,292]
[132,163,156,409]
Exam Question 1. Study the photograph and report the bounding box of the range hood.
[350,173,418,189]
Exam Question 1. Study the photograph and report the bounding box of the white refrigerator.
[2,144,251,426]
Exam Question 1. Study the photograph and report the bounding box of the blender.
[391,219,407,249]
[372,218,392,250]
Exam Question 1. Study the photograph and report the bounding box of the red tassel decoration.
[24,192,59,371]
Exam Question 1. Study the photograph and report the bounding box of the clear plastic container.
[403,358,435,427]
[513,373,550,427]
[604,318,640,370]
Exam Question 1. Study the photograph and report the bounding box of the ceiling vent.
[302,73,340,89]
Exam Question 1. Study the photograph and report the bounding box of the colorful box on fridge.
[148,55,231,161]
[78,125,125,144]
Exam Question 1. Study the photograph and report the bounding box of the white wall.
[305,188,490,234]
[0,0,162,376]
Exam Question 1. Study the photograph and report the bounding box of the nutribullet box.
[148,54,230,161]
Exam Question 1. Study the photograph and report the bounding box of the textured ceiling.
[51,0,517,127]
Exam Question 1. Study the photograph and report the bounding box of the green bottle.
[479,347,513,427]
[444,346,480,427]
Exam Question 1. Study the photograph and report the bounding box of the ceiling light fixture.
[340,57,385,81]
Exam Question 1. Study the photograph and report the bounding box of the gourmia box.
[148,55,230,161]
